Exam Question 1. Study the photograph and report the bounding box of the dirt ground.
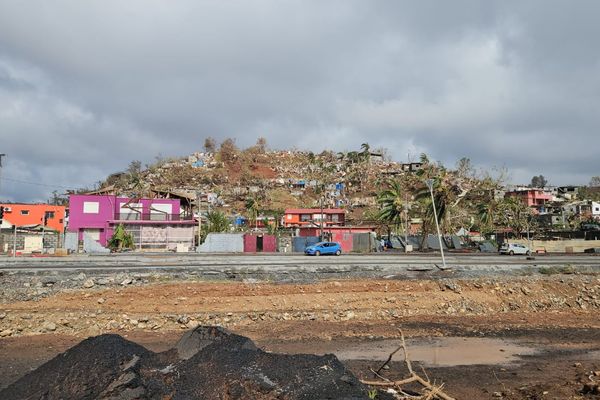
[1,274,599,399]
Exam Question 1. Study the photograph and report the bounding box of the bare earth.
[1,274,599,399]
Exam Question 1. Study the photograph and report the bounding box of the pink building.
[505,189,552,213]
[68,195,196,250]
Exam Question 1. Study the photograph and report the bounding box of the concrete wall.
[0,231,59,253]
[512,239,600,253]
[64,232,78,252]
[83,232,110,253]
[352,233,374,253]
[292,236,319,252]
[197,233,244,253]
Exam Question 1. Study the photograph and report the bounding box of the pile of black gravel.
[1,326,378,399]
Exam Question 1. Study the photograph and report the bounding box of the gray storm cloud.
[0,0,598,201]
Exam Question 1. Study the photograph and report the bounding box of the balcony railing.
[113,213,194,221]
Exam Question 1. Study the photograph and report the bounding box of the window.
[20,210,29,215]
[83,201,100,214]
[300,214,311,222]
[45,211,55,219]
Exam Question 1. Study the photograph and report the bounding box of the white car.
[499,243,531,256]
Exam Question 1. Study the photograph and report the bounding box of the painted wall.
[0,203,66,231]
[243,234,277,252]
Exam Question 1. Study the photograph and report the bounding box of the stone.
[121,278,133,286]
[121,355,141,371]
[97,278,110,285]
[97,298,106,304]
[83,279,95,288]
[42,322,57,332]
[0,312,6,319]
[0,329,13,337]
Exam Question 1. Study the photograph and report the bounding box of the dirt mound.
[1,326,373,399]
[0,334,154,399]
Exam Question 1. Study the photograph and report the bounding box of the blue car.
[304,241,342,256]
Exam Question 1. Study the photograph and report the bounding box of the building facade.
[505,189,553,213]
[0,203,66,231]
[283,208,345,228]
[68,195,195,250]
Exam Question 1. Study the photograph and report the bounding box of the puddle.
[334,337,537,366]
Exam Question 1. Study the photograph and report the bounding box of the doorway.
[256,235,263,252]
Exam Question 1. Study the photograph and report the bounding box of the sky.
[0,0,599,202]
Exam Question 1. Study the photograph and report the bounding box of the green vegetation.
[199,211,231,243]
[108,224,135,252]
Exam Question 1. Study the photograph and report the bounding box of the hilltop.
[89,139,428,224]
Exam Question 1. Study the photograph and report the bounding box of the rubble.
[1,326,373,400]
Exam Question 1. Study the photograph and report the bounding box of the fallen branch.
[361,329,456,400]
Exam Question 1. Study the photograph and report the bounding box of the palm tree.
[199,211,231,244]
[360,143,371,163]
[245,196,260,229]
[377,181,406,234]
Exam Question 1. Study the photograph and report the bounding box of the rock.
[104,371,137,393]
[121,355,141,371]
[121,278,133,286]
[0,312,6,320]
[0,329,13,337]
[83,279,95,288]
[97,278,110,285]
[177,315,189,324]
[42,322,57,332]
[97,298,106,304]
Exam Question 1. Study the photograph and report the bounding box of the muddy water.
[266,337,537,367]
[334,337,537,366]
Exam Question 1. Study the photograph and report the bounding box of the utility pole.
[404,192,409,245]
[40,213,46,254]
[196,191,202,246]
[0,154,5,202]
[425,178,447,269]
[13,224,17,259]
[320,195,324,240]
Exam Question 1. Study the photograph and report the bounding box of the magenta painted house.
[68,195,196,250]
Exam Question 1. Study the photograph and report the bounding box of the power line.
[0,176,75,190]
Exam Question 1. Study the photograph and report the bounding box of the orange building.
[0,203,66,232]
[283,208,346,228]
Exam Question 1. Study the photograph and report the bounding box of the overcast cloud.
[0,0,599,202]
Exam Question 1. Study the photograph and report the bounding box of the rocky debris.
[176,325,256,360]
[42,321,57,332]
[83,279,95,288]
[1,327,373,400]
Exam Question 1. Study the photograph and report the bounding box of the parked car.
[581,223,600,231]
[499,243,531,256]
[304,241,342,256]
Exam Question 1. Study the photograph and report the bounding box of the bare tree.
[204,137,216,153]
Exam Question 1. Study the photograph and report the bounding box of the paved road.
[1,253,599,279]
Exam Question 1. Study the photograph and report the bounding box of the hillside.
[91,140,419,224]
